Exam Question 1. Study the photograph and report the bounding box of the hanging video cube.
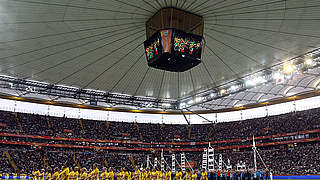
[144,28,204,72]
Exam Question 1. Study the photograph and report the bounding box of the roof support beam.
[185,108,213,123]
[180,110,190,125]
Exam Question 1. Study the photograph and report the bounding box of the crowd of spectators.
[0,107,319,142]
[225,142,320,175]
[0,108,319,175]
[0,142,319,175]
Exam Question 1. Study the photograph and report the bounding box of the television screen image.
[144,28,204,72]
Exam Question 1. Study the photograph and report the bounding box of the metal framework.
[0,50,319,111]
[179,49,320,110]
[0,75,178,109]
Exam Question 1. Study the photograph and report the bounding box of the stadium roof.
[0,0,320,111]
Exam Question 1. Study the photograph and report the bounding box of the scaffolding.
[172,154,176,173]
[160,151,164,171]
[146,155,150,169]
[202,148,208,170]
[181,153,186,173]
[252,136,273,180]
[208,143,215,171]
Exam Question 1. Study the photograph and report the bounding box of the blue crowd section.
[274,175,320,179]
[0,175,30,179]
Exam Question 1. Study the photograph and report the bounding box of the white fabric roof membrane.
[0,0,320,110]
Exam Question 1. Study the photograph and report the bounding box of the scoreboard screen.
[144,31,162,62]
[144,28,204,72]
[173,29,203,60]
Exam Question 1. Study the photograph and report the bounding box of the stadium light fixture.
[2,47,320,111]
[230,85,240,91]
[272,71,285,84]
[245,75,267,88]
[245,79,255,87]
[187,100,194,104]
[254,76,267,84]
[220,89,227,95]
[273,72,282,80]
[283,62,296,74]
[162,103,171,107]
[145,102,153,108]
[195,96,203,103]
[304,57,313,66]
[179,102,186,109]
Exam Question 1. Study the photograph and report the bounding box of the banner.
[0,174,31,179]
[160,29,172,53]
[0,137,319,152]
[0,128,319,147]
